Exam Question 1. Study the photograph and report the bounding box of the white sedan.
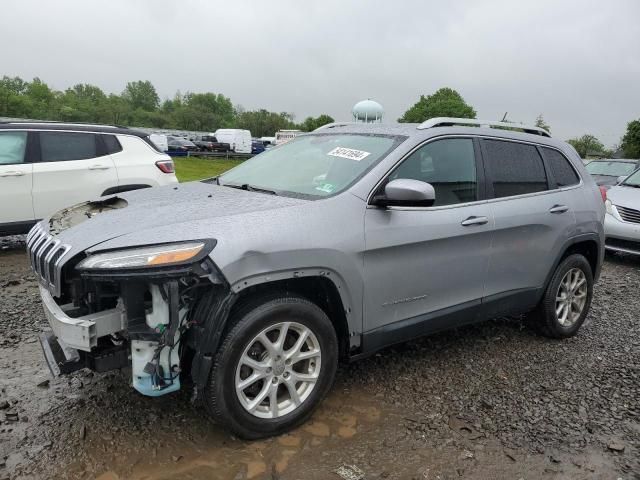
[604,168,640,255]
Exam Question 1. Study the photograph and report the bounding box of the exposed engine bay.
[39,250,231,399]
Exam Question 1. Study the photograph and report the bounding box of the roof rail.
[417,117,551,137]
[313,122,357,131]
[1,120,128,129]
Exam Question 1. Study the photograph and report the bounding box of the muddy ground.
[0,235,638,479]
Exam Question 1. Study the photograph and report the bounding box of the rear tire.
[205,295,338,439]
[528,254,594,338]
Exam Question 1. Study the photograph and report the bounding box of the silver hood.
[607,184,640,210]
[47,181,309,259]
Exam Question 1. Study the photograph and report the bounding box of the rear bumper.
[604,212,640,255]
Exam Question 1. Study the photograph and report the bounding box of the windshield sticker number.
[327,147,371,162]
[315,183,335,194]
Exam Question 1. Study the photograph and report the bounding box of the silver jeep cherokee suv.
[29,118,604,439]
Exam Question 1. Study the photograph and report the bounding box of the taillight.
[156,159,175,174]
[599,186,608,202]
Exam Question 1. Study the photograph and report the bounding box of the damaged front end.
[49,196,128,235]
[31,233,233,398]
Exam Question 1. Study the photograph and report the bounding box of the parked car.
[149,133,168,153]
[193,136,231,153]
[31,118,603,440]
[585,159,640,186]
[603,167,640,255]
[214,129,252,153]
[0,122,177,236]
[167,137,198,154]
[251,140,266,154]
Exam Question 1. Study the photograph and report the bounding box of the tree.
[236,109,297,137]
[534,114,551,133]
[621,119,640,158]
[399,88,476,123]
[171,92,235,131]
[122,80,159,111]
[299,114,334,132]
[566,135,605,158]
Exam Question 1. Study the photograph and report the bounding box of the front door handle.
[549,205,569,214]
[0,171,25,177]
[88,165,110,170]
[461,216,489,226]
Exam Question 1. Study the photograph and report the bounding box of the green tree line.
[2,76,638,157]
[0,76,335,137]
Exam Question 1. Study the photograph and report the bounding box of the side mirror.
[617,176,627,184]
[372,178,436,207]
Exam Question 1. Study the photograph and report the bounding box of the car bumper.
[39,285,125,352]
[604,212,640,255]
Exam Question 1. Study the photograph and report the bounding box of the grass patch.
[174,156,243,182]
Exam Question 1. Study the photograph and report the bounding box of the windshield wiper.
[220,182,278,195]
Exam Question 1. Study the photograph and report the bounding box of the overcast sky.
[1,0,638,145]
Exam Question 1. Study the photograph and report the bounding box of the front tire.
[529,254,594,338]
[205,295,338,439]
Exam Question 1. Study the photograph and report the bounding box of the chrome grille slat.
[616,205,640,224]
[25,223,71,298]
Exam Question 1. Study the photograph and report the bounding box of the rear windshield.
[586,161,637,177]
[219,133,404,198]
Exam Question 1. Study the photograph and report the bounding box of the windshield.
[219,133,403,198]
[586,161,637,177]
[622,169,640,187]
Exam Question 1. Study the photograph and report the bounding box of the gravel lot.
[0,235,638,479]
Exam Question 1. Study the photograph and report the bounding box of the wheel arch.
[228,271,357,360]
[544,233,602,292]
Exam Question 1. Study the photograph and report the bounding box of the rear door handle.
[0,171,25,177]
[549,205,569,214]
[461,216,489,226]
[88,165,110,170]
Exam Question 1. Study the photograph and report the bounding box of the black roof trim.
[0,122,148,137]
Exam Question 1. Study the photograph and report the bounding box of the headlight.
[605,199,615,216]
[76,242,206,270]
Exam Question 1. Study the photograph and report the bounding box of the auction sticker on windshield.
[327,147,371,161]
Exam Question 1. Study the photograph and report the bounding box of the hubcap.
[555,268,588,327]
[235,322,322,419]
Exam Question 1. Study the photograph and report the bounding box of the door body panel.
[0,163,34,223]
[32,157,118,218]
[0,130,34,224]
[484,190,576,298]
[363,203,494,332]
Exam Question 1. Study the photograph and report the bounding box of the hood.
[49,181,308,255]
[607,184,640,210]
[591,174,619,186]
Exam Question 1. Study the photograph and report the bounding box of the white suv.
[0,122,178,235]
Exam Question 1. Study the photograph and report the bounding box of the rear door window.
[39,132,97,162]
[540,147,580,187]
[483,139,548,198]
[0,131,28,164]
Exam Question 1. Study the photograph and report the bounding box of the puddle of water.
[119,390,383,480]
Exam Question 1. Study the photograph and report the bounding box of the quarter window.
[483,140,548,198]
[0,131,28,165]
[40,132,97,162]
[388,138,477,206]
[540,147,580,187]
[102,135,123,154]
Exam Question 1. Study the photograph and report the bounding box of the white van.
[213,129,252,154]
[275,130,302,146]
[149,133,168,152]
